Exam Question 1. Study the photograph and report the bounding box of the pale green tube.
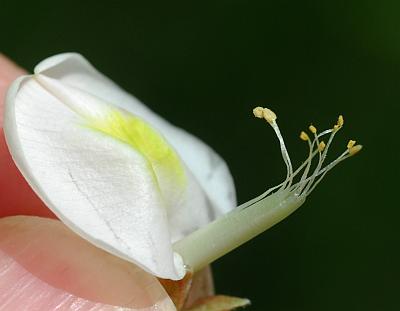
[173,190,306,273]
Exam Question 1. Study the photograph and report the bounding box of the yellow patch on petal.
[84,108,186,188]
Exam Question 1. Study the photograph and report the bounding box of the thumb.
[0,216,176,310]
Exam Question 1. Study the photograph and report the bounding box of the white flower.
[4,53,362,283]
[3,53,236,280]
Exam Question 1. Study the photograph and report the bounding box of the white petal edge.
[35,53,237,217]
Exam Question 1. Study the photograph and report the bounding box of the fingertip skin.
[0,129,55,218]
[0,216,176,310]
[0,54,25,85]
[0,249,175,310]
[0,54,55,218]
[0,249,125,310]
[0,54,25,123]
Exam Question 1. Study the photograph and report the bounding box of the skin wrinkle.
[0,216,176,310]
[0,249,151,311]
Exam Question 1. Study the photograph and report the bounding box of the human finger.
[0,54,55,218]
[0,215,176,310]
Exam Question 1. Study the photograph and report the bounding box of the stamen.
[349,145,362,156]
[253,107,264,119]
[309,125,317,134]
[297,135,315,194]
[338,115,344,127]
[303,129,335,194]
[262,108,277,124]
[238,126,339,210]
[347,140,356,149]
[254,107,293,188]
[173,108,361,274]
[253,109,360,197]
[318,141,326,152]
[300,131,310,141]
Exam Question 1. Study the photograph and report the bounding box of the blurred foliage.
[1,0,399,310]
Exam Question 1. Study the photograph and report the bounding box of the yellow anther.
[333,124,340,131]
[262,108,277,124]
[347,140,356,149]
[300,131,309,141]
[318,141,326,152]
[309,125,317,134]
[253,107,264,119]
[337,115,344,127]
[349,144,362,156]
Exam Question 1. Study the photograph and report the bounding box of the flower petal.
[35,53,237,216]
[34,74,213,242]
[3,75,196,279]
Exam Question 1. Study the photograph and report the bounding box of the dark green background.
[1,1,399,310]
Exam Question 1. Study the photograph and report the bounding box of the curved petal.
[34,53,237,216]
[3,75,194,279]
